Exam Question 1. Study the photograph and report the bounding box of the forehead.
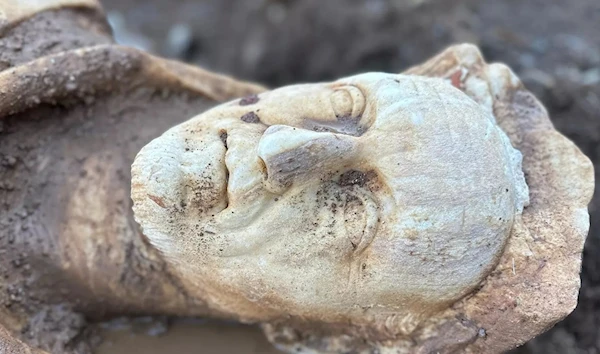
[203,73,481,138]
[254,72,420,104]
[271,73,475,114]
[341,73,470,101]
[336,74,485,131]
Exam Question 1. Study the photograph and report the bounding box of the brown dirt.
[337,170,368,188]
[0,86,219,353]
[21,305,100,354]
[239,94,260,106]
[240,111,261,124]
[99,0,600,352]
[0,8,113,71]
[0,7,263,352]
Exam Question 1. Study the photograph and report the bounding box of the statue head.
[131,73,528,328]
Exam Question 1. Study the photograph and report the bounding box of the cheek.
[248,184,361,265]
[360,200,510,306]
[274,182,380,265]
[276,189,356,263]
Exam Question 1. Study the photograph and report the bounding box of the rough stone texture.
[0,1,263,353]
[0,0,101,31]
[0,7,113,71]
[0,325,45,354]
[0,0,594,353]
[409,44,593,353]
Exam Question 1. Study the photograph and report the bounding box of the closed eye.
[302,84,370,137]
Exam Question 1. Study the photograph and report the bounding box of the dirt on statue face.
[131,72,529,329]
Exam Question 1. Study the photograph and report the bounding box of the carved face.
[131,73,528,327]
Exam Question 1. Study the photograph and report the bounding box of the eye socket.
[330,85,366,120]
[302,85,369,136]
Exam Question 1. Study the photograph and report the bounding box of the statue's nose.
[257,125,360,194]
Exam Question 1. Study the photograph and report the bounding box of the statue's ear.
[258,125,360,194]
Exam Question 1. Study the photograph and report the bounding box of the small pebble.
[2,155,17,167]
[478,328,487,337]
